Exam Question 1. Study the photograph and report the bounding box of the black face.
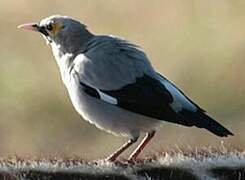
[31,22,55,43]
[32,24,50,37]
[30,20,55,38]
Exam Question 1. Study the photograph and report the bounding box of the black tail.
[181,111,234,137]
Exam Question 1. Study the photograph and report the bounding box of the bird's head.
[18,15,93,54]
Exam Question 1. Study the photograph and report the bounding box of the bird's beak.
[18,23,39,32]
[18,22,51,43]
[18,22,52,44]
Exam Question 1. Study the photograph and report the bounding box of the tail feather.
[181,111,233,137]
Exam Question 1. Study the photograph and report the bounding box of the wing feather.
[73,36,199,126]
[72,35,233,136]
[74,36,154,90]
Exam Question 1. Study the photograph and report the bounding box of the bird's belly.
[66,79,160,139]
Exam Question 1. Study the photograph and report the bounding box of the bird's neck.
[51,43,74,85]
[50,30,94,85]
[52,30,94,56]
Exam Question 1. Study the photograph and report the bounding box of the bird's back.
[75,35,156,90]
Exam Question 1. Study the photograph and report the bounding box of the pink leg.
[128,131,156,161]
[106,138,138,161]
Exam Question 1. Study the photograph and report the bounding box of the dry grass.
[0,148,244,180]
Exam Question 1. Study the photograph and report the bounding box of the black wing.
[79,74,233,137]
[80,74,196,127]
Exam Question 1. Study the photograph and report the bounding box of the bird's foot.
[117,157,137,165]
[105,155,117,162]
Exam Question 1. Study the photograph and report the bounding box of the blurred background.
[0,0,244,160]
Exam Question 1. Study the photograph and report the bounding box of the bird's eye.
[46,23,53,31]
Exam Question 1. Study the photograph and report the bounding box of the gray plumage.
[74,36,155,90]
[18,15,233,161]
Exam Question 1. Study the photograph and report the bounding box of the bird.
[18,15,233,162]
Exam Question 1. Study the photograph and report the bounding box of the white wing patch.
[157,76,197,112]
[97,90,118,105]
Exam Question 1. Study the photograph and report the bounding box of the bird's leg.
[128,131,156,161]
[106,138,138,162]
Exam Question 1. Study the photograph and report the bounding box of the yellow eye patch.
[47,22,64,35]
[53,22,63,34]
